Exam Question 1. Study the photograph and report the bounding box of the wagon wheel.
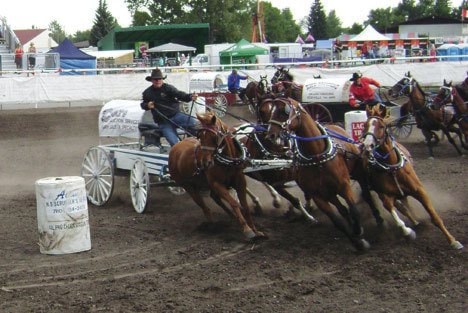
[213,94,228,117]
[181,102,192,115]
[130,158,150,214]
[303,103,333,124]
[388,115,413,139]
[81,146,114,206]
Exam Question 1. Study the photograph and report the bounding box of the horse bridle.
[196,125,247,167]
[268,98,302,132]
[361,116,388,148]
[393,77,414,97]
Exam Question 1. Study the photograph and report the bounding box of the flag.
[295,35,305,44]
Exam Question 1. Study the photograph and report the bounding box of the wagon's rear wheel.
[388,115,413,139]
[130,158,150,213]
[303,103,333,124]
[213,94,228,117]
[81,146,114,206]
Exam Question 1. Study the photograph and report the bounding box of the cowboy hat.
[145,68,167,81]
[350,72,362,81]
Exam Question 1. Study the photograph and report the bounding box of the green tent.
[219,39,269,65]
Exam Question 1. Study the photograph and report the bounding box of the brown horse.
[266,97,373,251]
[361,115,463,249]
[389,72,465,158]
[245,75,270,113]
[235,96,318,222]
[432,79,468,148]
[168,112,265,240]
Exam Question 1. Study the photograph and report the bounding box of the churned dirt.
[0,105,466,313]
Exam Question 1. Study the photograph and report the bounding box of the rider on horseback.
[349,72,383,110]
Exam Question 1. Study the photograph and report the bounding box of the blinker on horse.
[361,115,463,249]
[168,112,265,240]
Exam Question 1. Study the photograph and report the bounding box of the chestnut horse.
[266,97,373,251]
[245,75,270,113]
[432,79,468,148]
[361,115,463,249]
[236,96,318,222]
[389,72,465,158]
[168,112,265,240]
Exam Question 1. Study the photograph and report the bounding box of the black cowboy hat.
[349,72,362,81]
[145,68,167,81]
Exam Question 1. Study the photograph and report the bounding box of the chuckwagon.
[186,72,240,117]
[80,99,292,214]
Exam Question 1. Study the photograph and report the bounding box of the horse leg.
[421,128,436,158]
[359,180,385,226]
[443,127,463,156]
[329,195,363,237]
[411,189,463,249]
[262,182,282,208]
[245,187,265,215]
[185,188,214,223]
[313,196,370,251]
[233,182,266,238]
[394,197,419,226]
[210,191,235,219]
[274,185,318,223]
[211,182,257,239]
[378,194,416,240]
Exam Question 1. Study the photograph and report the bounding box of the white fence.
[0,60,466,110]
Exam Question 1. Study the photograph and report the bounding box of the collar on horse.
[269,98,337,166]
[197,126,247,168]
[363,118,407,172]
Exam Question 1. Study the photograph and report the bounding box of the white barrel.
[35,176,91,255]
[344,110,367,141]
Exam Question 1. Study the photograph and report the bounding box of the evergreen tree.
[326,10,342,38]
[48,20,67,44]
[307,0,328,40]
[90,0,118,46]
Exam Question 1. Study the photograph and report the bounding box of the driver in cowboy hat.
[141,68,198,146]
[348,72,383,110]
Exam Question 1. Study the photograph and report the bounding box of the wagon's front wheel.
[81,146,114,206]
[130,158,150,214]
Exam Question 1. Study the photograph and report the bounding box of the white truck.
[182,43,234,69]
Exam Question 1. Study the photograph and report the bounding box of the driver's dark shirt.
[141,83,192,122]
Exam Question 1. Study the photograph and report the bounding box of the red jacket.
[349,77,380,107]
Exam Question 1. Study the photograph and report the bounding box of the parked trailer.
[81,100,292,213]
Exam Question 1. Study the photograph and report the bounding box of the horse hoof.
[244,229,256,239]
[357,239,371,251]
[405,229,417,241]
[273,200,281,208]
[451,241,463,250]
[428,156,435,160]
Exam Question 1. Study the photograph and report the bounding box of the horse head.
[366,103,387,119]
[266,97,303,145]
[271,67,293,84]
[258,75,270,95]
[362,116,389,152]
[196,112,246,168]
[389,75,414,98]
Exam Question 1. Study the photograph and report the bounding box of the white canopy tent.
[147,43,197,53]
[350,25,391,42]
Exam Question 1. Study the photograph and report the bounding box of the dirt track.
[0,106,466,313]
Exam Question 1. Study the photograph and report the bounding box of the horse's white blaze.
[391,209,416,238]
[363,118,377,150]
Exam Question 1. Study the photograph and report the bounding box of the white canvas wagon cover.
[189,72,227,92]
[99,99,206,138]
[302,77,351,103]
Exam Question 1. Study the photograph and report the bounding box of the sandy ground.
[0,105,466,313]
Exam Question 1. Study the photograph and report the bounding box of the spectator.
[348,72,382,110]
[140,68,198,146]
[139,43,148,65]
[429,44,437,62]
[333,39,343,61]
[228,69,248,104]
[14,44,24,70]
[28,42,36,70]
